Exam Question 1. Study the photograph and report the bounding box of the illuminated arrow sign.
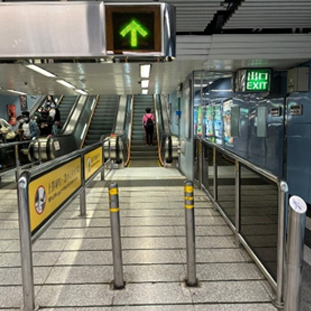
[120,20,148,47]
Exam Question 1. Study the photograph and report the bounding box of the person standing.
[142,107,155,146]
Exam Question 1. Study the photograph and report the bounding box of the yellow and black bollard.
[184,180,197,286]
[109,182,124,289]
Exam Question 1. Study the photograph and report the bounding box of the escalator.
[129,94,159,167]
[84,95,119,146]
[57,95,78,131]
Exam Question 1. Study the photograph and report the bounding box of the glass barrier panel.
[216,151,235,225]
[193,138,199,181]
[240,165,278,280]
[202,143,214,196]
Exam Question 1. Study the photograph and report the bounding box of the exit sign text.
[245,69,271,92]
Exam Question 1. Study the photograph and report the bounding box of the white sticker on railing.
[289,196,307,214]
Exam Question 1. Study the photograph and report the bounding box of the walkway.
[0,167,291,310]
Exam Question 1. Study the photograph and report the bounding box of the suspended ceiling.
[0,0,310,95]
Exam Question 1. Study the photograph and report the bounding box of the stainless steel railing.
[17,137,112,310]
[196,137,288,308]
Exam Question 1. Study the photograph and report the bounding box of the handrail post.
[17,176,37,311]
[284,195,307,311]
[213,146,217,207]
[234,160,240,245]
[273,181,289,308]
[109,183,124,289]
[198,139,203,189]
[80,154,86,216]
[184,180,197,286]
[100,139,105,181]
[15,144,21,181]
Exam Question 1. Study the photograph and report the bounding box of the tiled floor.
[0,167,306,310]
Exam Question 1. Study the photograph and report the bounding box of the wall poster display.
[7,104,17,125]
[20,95,28,111]
[204,105,214,140]
[223,99,234,146]
[214,102,223,145]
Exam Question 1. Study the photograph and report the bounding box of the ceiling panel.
[102,0,223,32]
[224,0,311,29]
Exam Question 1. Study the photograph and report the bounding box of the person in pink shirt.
[142,107,155,146]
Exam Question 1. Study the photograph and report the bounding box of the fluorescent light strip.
[56,79,75,89]
[25,64,57,78]
[141,80,149,88]
[80,123,88,140]
[141,89,148,95]
[7,89,27,95]
[76,89,88,95]
[140,64,151,78]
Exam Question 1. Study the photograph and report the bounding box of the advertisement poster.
[19,95,28,111]
[7,105,17,125]
[196,107,203,136]
[223,99,234,146]
[214,103,223,145]
[204,105,214,139]
[28,158,82,233]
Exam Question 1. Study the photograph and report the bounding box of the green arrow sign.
[120,19,148,47]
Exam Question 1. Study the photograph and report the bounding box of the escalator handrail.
[58,95,81,134]
[153,95,164,166]
[80,95,100,148]
[124,95,134,167]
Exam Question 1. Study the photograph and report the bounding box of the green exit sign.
[245,69,271,92]
[106,6,161,54]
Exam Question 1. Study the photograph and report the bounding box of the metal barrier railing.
[17,137,111,311]
[0,139,42,181]
[197,138,288,308]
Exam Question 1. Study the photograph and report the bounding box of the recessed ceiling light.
[140,64,151,79]
[7,89,27,95]
[141,80,149,88]
[75,89,88,95]
[142,89,148,94]
[56,79,75,89]
[25,64,57,78]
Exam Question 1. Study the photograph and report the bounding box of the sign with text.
[28,158,82,233]
[84,146,103,181]
[106,5,161,54]
[245,69,271,92]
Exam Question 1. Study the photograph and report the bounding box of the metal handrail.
[80,95,100,148]
[17,136,111,311]
[153,95,164,166]
[200,137,288,307]
[0,139,42,179]
[125,95,134,167]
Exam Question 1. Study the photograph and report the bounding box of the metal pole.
[109,182,124,289]
[17,176,37,311]
[184,180,197,286]
[234,160,240,245]
[284,195,307,311]
[274,180,288,308]
[213,147,217,209]
[80,155,86,216]
[198,140,203,189]
[15,144,21,181]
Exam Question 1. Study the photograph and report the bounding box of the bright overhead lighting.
[140,64,151,78]
[7,89,27,95]
[25,64,57,78]
[142,89,148,95]
[76,89,88,95]
[56,79,75,89]
[141,80,149,88]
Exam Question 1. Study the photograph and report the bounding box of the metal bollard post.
[184,180,197,286]
[285,195,307,311]
[109,183,124,289]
